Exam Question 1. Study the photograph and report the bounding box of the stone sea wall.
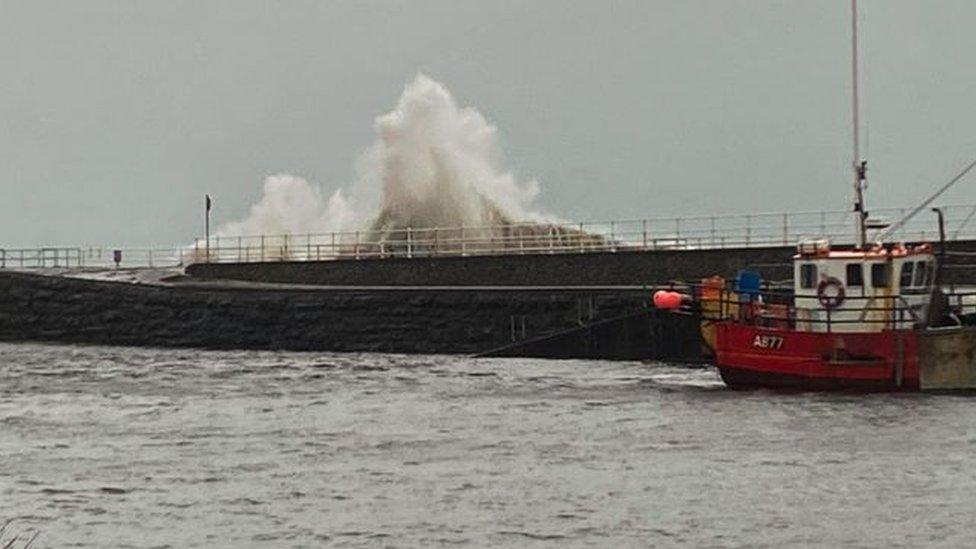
[185,242,976,287]
[0,271,701,360]
[185,247,796,286]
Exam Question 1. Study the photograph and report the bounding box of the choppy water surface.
[2,343,976,548]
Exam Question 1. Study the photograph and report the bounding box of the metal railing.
[4,203,976,269]
[0,247,189,270]
[186,203,976,264]
[0,248,85,269]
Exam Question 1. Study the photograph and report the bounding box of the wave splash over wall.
[217,74,549,240]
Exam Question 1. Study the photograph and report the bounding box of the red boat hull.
[714,323,920,392]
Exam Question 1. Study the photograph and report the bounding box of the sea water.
[2,343,974,547]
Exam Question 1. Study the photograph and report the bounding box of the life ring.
[817,277,845,309]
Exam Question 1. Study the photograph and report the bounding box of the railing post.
[820,211,826,235]
[642,219,647,251]
[407,227,413,259]
[216,236,221,262]
[355,231,360,259]
[548,226,554,254]
[460,226,466,256]
[609,222,616,252]
[261,235,265,262]
[331,232,336,258]
[580,222,585,253]
[710,216,716,248]
[433,228,439,256]
[746,215,752,247]
[238,236,242,262]
[782,213,789,245]
[307,233,311,261]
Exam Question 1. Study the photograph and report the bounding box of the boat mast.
[851,0,868,248]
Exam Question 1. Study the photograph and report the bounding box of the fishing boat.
[653,0,976,391]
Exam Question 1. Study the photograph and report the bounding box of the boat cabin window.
[871,263,890,288]
[845,263,864,287]
[913,260,928,287]
[799,263,817,289]
[899,261,914,289]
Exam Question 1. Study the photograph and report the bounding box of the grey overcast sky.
[1,0,975,247]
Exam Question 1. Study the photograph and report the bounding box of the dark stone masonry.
[0,271,701,360]
[186,247,796,286]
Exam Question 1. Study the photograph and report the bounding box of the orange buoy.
[653,290,685,310]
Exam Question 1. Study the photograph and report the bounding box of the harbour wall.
[186,247,795,286]
[186,242,976,287]
[0,271,702,360]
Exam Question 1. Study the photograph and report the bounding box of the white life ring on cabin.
[817,277,846,309]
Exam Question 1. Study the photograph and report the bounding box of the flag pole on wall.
[206,194,212,263]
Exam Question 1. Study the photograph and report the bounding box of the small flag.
[206,194,212,212]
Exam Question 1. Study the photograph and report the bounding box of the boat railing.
[665,282,976,332]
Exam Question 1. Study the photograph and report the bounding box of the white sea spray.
[216,74,549,240]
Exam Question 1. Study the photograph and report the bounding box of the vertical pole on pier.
[205,194,212,263]
[782,213,789,245]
